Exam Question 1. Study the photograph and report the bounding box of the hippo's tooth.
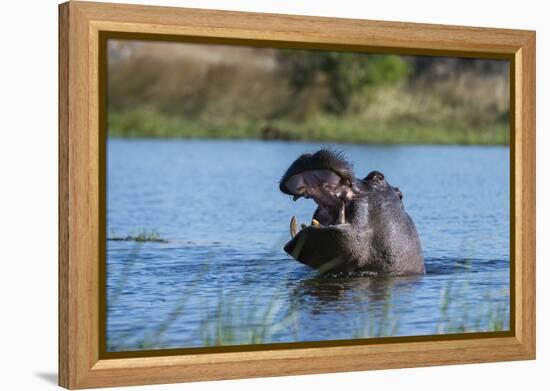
[338,201,346,224]
[290,216,298,238]
[301,223,307,230]
[311,219,321,226]
[293,195,301,201]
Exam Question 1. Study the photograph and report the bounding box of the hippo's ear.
[393,186,403,200]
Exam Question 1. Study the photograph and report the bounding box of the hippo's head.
[280,150,424,276]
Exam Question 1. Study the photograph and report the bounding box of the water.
[106,139,510,351]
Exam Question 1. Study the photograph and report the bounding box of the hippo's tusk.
[339,201,346,224]
[290,216,298,238]
[311,219,321,226]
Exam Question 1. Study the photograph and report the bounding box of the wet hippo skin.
[280,150,424,276]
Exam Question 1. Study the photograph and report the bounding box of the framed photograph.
[59,1,536,389]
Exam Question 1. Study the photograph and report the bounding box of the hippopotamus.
[279,149,424,276]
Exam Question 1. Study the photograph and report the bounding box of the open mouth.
[280,152,358,240]
[283,166,351,238]
[288,200,346,239]
[279,150,361,270]
[279,150,358,239]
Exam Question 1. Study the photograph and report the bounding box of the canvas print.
[105,39,510,352]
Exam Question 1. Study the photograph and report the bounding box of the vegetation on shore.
[108,107,508,145]
[107,41,510,145]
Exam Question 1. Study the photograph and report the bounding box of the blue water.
[106,139,510,351]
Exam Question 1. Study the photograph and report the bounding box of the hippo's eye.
[374,173,384,182]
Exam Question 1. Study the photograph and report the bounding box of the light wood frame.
[59,1,536,389]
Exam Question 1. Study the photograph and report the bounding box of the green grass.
[107,276,509,350]
[106,242,509,350]
[202,281,509,346]
[435,280,509,334]
[108,108,509,145]
[108,229,168,243]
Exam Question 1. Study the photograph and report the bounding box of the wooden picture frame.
[58,1,536,389]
